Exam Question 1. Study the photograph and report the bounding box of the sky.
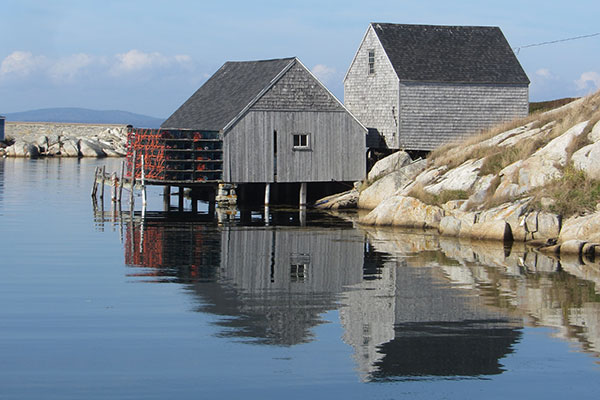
[1,0,599,118]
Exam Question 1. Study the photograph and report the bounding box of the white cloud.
[110,50,191,75]
[0,51,46,78]
[311,64,337,84]
[575,71,600,91]
[535,68,554,79]
[49,53,94,81]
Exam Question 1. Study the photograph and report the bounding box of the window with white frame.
[368,49,375,74]
[292,133,310,149]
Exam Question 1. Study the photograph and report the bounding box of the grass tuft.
[533,165,600,217]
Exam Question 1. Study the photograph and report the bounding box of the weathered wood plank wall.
[223,110,365,183]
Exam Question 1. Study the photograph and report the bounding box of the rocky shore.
[316,90,600,261]
[0,122,129,158]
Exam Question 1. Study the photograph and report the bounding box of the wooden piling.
[129,150,136,206]
[118,160,125,202]
[111,173,117,202]
[163,185,170,211]
[100,165,106,200]
[141,154,147,207]
[299,182,307,206]
[91,167,98,198]
[178,187,184,211]
[264,183,271,206]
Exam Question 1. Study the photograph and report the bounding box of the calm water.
[1,158,600,399]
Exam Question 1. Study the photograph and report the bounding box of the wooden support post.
[208,189,216,217]
[191,189,198,213]
[163,185,170,211]
[129,150,136,207]
[264,183,271,206]
[299,206,306,227]
[264,206,270,226]
[100,165,106,200]
[91,167,98,198]
[118,161,125,202]
[299,182,307,207]
[178,187,184,211]
[111,173,117,202]
[141,154,147,207]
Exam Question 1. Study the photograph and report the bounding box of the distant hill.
[3,107,164,128]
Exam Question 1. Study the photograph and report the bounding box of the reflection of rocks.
[358,225,600,362]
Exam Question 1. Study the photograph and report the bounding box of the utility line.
[513,32,599,54]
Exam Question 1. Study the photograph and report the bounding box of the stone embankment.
[0,122,129,158]
[316,90,600,261]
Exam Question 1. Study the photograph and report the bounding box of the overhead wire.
[513,32,599,54]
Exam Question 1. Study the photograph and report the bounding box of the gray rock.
[79,139,106,157]
[360,195,444,229]
[469,219,513,242]
[572,141,600,180]
[559,212,600,244]
[516,121,589,191]
[358,159,427,209]
[439,215,462,236]
[424,159,483,195]
[60,138,80,157]
[368,151,412,181]
[589,120,600,143]
[560,240,587,254]
[314,189,359,210]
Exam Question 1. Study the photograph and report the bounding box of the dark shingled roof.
[372,23,529,84]
[162,57,295,130]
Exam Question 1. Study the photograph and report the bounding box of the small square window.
[293,133,309,149]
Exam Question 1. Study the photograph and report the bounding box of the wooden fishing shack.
[128,57,367,207]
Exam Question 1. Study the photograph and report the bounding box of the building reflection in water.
[112,209,546,381]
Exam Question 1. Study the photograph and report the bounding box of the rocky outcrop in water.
[1,123,128,158]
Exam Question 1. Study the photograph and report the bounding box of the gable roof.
[370,23,529,84]
[162,57,295,131]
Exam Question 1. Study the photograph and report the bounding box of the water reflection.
[93,204,600,381]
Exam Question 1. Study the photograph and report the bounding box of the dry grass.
[408,183,469,207]
[532,165,600,217]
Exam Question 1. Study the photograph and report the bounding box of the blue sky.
[1,0,599,117]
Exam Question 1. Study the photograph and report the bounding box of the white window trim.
[292,133,311,151]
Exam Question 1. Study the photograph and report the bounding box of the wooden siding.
[224,110,366,183]
[399,82,529,151]
[344,25,400,148]
[219,227,364,294]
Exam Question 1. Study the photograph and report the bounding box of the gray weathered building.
[344,23,530,151]
[162,57,367,203]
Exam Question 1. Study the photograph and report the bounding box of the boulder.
[424,159,483,195]
[367,151,412,181]
[314,189,359,210]
[560,240,587,255]
[589,120,600,143]
[559,212,600,243]
[516,121,589,191]
[358,159,427,209]
[79,139,106,157]
[60,138,80,157]
[529,212,561,240]
[572,141,600,180]
[439,215,462,236]
[359,195,444,229]
[469,219,513,242]
[6,141,40,157]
